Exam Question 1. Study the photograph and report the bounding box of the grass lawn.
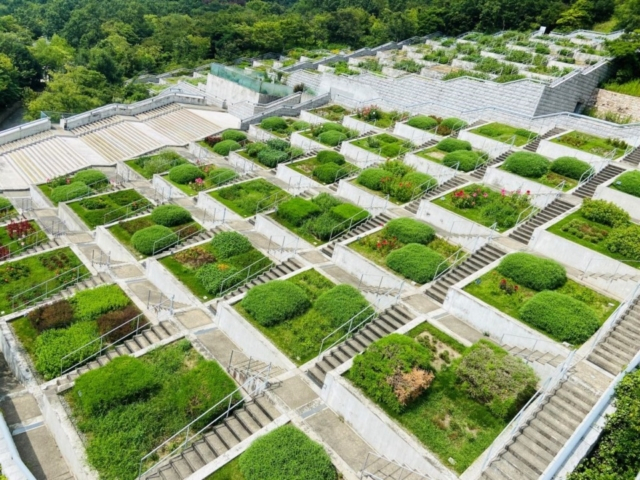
[124,151,188,180]
[288,156,358,185]
[206,458,243,480]
[416,146,449,164]
[309,105,352,121]
[209,179,290,218]
[470,122,536,146]
[67,190,151,228]
[161,167,239,197]
[551,131,626,159]
[235,270,351,365]
[464,269,618,343]
[351,134,413,159]
[353,110,405,129]
[499,166,577,192]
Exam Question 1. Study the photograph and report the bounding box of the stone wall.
[592,89,640,122]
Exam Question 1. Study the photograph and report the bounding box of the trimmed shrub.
[550,157,592,180]
[604,224,640,260]
[266,139,290,151]
[213,140,241,156]
[350,334,433,413]
[384,218,435,245]
[319,122,346,133]
[316,150,345,165]
[150,205,192,227]
[221,130,247,142]
[131,225,177,255]
[239,425,337,480]
[358,168,390,190]
[210,231,253,259]
[96,304,143,343]
[277,198,321,226]
[612,170,640,198]
[312,193,342,212]
[51,182,91,203]
[260,117,288,132]
[581,198,630,227]
[72,284,131,321]
[496,253,567,291]
[241,281,310,326]
[519,291,600,344]
[312,162,342,184]
[318,130,347,146]
[443,150,480,172]
[246,142,268,157]
[292,120,310,130]
[407,115,438,131]
[331,203,368,222]
[390,172,433,202]
[74,356,159,415]
[110,190,145,206]
[315,285,373,328]
[440,117,467,130]
[209,167,237,185]
[308,212,343,240]
[386,244,446,283]
[73,169,108,187]
[28,300,74,332]
[436,138,472,153]
[168,164,205,184]
[502,152,550,178]
[257,149,288,167]
[196,263,240,294]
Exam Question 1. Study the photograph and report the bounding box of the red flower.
[514,285,519,291]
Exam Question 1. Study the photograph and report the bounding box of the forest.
[0,0,638,120]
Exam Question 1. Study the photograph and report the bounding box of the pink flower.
[195,178,204,185]
[483,193,488,198]
[472,193,477,197]
[526,190,531,195]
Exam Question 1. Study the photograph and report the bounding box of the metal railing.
[500,333,565,358]
[218,256,273,297]
[266,235,300,256]
[0,229,50,261]
[62,174,123,203]
[11,265,91,312]
[433,247,468,281]
[0,206,18,224]
[147,290,175,314]
[255,191,290,215]
[103,200,151,225]
[91,250,111,269]
[60,313,146,376]
[408,177,438,203]
[513,203,539,229]
[151,224,202,256]
[328,208,371,242]
[318,305,377,359]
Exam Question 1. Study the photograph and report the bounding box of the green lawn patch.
[352,107,408,129]
[209,178,290,218]
[124,151,187,179]
[470,122,536,146]
[206,458,244,480]
[67,190,151,228]
[500,166,577,191]
[288,156,358,185]
[551,131,627,159]
[351,133,414,159]
[0,196,17,222]
[309,105,352,121]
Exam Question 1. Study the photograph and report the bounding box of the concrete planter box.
[458,130,513,157]
[299,110,330,126]
[95,226,139,264]
[189,142,221,163]
[333,243,405,294]
[343,115,383,134]
[30,185,54,209]
[228,151,265,173]
[451,59,477,70]
[336,180,389,215]
[197,191,244,223]
[340,141,385,168]
[393,122,441,145]
[290,131,330,152]
[248,124,282,143]
[594,185,640,222]
[483,166,559,208]
[403,152,456,183]
[152,174,187,199]
[254,214,316,251]
[145,257,200,305]
[58,202,90,233]
[276,164,323,192]
[537,138,610,164]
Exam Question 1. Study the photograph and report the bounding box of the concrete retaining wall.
[95,226,139,264]
[483,167,560,207]
[343,116,382,134]
[146,257,199,305]
[29,185,53,209]
[254,214,315,251]
[275,164,323,192]
[332,243,405,292]
[537,137,610,164]
[299,110,330,125]
[152,174,187,199]
[593,185,640,222]
[58,202,90,232]
[403,152,456,183]
[340,142,385,168]
[0,119,51,147]
[248,125,281,143]
[228,152,263,173]
[593,89,640,122]
[393,122,440,145]
[290,131,330,152]
[458,130,513,156]
[336,180,388,214]
[197,192,243,223]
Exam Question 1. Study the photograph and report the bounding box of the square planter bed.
[159,230,271,301]
[550,131,627,160]
[198,129,250,156]
[67,189,152,228]
[209,178,290,218]
[287,153,359,185]
[255,116,311,139]
[308,105,352,122]
[394,116,467,145]
[298,122,359,149]
[596,171,640,222]
[124,151,188,180]
[468,122,536,147]
[354,160,437,205]
[0,219,48,260]
[350,134,414,160]
[413,138,487,173]
[38,169,114,206]
[64,339,239,480]
[11,284,145,380]
[235,139,305,170]
[161,163,239,197]
[348,108,408,131]
[235,269,372,365]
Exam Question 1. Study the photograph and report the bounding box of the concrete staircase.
[425,243,506,304]
[452,119,485,138]
[588,298,640,375]
[3,235,63,263]
[470,150,513,180]
[523,127,566,152]
[502,345,565,368]
[572,164,626,199]
[481,378,598,480]
[361,454,429,480]
[320,212,392,257]
[622,146,640,167]
[307,303,414,387]
[161,228,215,256]
[143,395,281,480]
[54,321,181,392]
[508,198,574,244]
[404,176,467,214]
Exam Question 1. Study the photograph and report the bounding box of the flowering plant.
[499,278,519,295]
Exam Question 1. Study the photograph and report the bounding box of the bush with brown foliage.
[96,305,145,343]
[174,246,215,269]
[387,368,435,407]
[28,300,74,332]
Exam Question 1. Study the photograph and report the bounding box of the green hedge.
[394,172,433,203]
[315,285,373,328]
[550,157,592,180]
[312,162,341,183]
[496,253,567,291]
[581,199,630,227]
[239,425,337,480]
[443,150,480,172]
[440,117,467,129]
[72,284,131,321]
[318,130,347,146]
[312,193,342,212]
[213,140,242,156]
[407,115,438,131]
[168,164,205,184]
[73,169,108,187]
[196,262,240,294]
[246,142,267,157]
[150,205,192,227]
[503,152,550,178]
[266,139,290,151]
[612,170,640,198]
[210,231,253,259]
[241,281,310,326]
[604,224,640,260]
[358,168,389,190]
[385,217,435,244]
[519,291,600,344]
[257,149,288,167]
[386,244,446,283]
[278,198,321,226]
[221,130,247,142]
[131,225,177,255]
[436,138,472,153]
[51,182,91,203]
[260,117,288,132]
[318,122,346,133]
[316,150,345,165]
[331,203,368,222]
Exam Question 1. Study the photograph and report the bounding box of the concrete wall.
[254,214,315,251]
[332,243,404,292]
[483,167,560,207]
[228,151,263,173]
[206,74,263,105]
[299,110,330,126]
[340,142,386,168]
[336,180,388,214]
[95,226,139,263]
[343,116,383,134]
[152,174,187,199]
[0,119,51,147]
[537,137,610,164]
[290,132,330,152]
[146,257,199,305]
[247,124,281,143]
[593,185,640,222]
[592,89,640,122]
[29,185,54,209]
[197,192,243,223]
[402,153,456,183]
[58,202,90,232]
[275,163,323,192]
[393,122,440,145]
[458,130,514,157]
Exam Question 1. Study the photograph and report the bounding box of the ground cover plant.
[108,205,201,257]
[406,116,467,136]
[299,122,358,148]
[235,269,372,364]
[66,340,238,480]
[0,196,17,221]
[271,193,369,245]
[124,151,187,179]
[12,284,143,380]
[209,178,290,217]
[237,139,304,169]
[356,160,435,204]
[163,163,238,196]
[416,138,487,172]
[351,217,459,284]
[0,247,88,313]
[39,169,111,205]
[610,170,640,198]
[288,151,359,185]
[552,131,628,158]
[160,231,271,300]
[470,122,536,146]
[435,184,532,231]
[67,189,151,228]
[347,334,536,473]
[353,105,408,129]
[0,219,46,260]
[309,105,352,121]
[501,152,589,191]
[548,199,640,266]
[351,133,414,159]
[464,252,618,344]
[258,117,310,137]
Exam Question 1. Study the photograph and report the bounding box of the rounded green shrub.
[392,172,434,202]
[51,182,91,203]
[313,162,342,184]
[612,170,640,198]
[168,164,205,184]
[131,225,177,255]
[407,115,438,131]
[440,117,467,130]
[312,193,342,212]
[257,149,289,167]
[0,197,12,210]
[436,138,472,153]
[211,231,253,259]
[385,218,435,245]
[581,199,629,227]
[549,157,592,180]
[260,117,288,132]
[196,262,240,294]
[519,291,600,344]
[316,150,346,165]
[308,212,343,240]
[213,140,241,156]
[443,150,480,172]
[266,138,290,151]
[315,284,373,327]
[502,152,550,178]
[331,203,368,222]
[318,130,347,146]
[277,198,321,226]
[241,281,310,326]
[221,130,247,142]
[319,122,346,133]
[358,168,390,190]
[73,169,108,187]
[386,244,446,283]
[150,205,192,227]
[239,425,337,480]
[604,224,640,260]
[246,142,268,157]
[209,167,237,185]
[496,253,566,291]
[292,120,310,130]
